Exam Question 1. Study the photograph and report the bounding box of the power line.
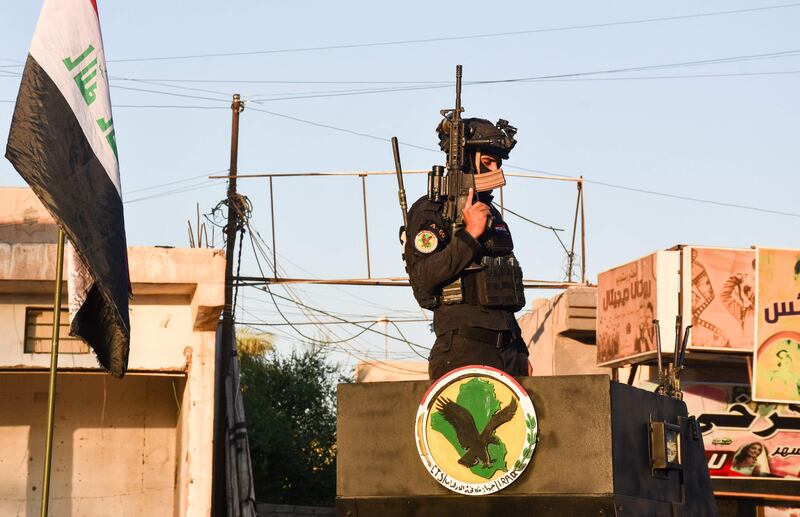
[109,76,234,97]
[113,50,800,104]
[586,179,800,218]
[5,55,797,216]
[108,77,448,85]
[105,3,800,63]
[535,70,800,82]
[237,110,800,220]
[241,208,374,347]
[113,104,227,109]
[239,318,428,326]
[124,179,226,204]
[88,69,800,85]
[253,284,432,351]
[6,68,800,109]
[5,50,800,108]
[111,84,229,103]
[125,169,228,194]
[102,97,799,218]
[243,218,432,354]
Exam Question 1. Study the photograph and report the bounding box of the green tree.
[239,344,346,506]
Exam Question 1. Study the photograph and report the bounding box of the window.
[24,307,88,354]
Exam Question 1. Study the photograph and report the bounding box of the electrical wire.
[492,202,570,256]
[491,202,564,232]
[585,178,800,218]
[236,202,386,349]
[125,169,228,194]
[4,50,800,108]
[239,319,428,326]
[7,48,797,105]
[245,216,386,346]
[244,217,432,355]
[6,51,799,216]
[256,284,432,352]
[84,69,800,85]
[388,320,429,360]
[243,222,423,316]
[233,50,800,103]
[124,179,226,204]
[238,292,420,319]
[105,3,800,63]
[111,84,229,103]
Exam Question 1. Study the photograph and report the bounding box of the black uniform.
[404,192,529,380]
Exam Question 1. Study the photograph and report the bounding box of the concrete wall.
[353,360,427,382]
[518,286,609,377]
[0,373,181,517]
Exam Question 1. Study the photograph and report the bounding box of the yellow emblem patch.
[415,366,538,495]
[414,229,437,253]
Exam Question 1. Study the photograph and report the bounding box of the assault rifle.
[430,65,476,237]
[430,65,483,304]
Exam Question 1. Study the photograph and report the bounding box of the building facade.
[0,188,224,516]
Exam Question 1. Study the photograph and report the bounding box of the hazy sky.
[2,1,799,369]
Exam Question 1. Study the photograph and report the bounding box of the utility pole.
[212,93,244,517]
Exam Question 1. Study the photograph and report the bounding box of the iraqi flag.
[5,0,131,377]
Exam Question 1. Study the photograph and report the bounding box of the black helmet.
[436,117,517,160]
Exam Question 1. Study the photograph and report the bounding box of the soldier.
[404,117,529,380]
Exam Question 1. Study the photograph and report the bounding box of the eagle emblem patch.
[414,366,538,495]
[414,229,438,253]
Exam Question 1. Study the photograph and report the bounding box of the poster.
[754,248,800,403]
[682,247,755,352]
[682,383,800,481]
[597,251,679,366]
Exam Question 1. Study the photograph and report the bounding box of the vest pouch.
[475,255,526,311]
[441,278,464,305]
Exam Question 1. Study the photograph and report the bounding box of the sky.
[2,1,799,372]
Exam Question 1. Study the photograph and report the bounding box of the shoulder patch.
[414,230,438,254]
[493,221,510,234]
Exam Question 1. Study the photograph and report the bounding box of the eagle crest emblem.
[415,366,538,495]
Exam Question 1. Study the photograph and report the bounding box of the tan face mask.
[473,151,506,192]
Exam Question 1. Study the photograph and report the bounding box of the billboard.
[597,251,679,366]
[680,246,756,352]
[683,383,800,481]
[754,247,800,403]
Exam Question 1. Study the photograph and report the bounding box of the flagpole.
[40,228,66,517]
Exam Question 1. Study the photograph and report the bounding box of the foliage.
[239,345,348,506]
[236,327,273,356]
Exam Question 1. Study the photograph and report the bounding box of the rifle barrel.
[455,65,462,114]
[391,136,409,229]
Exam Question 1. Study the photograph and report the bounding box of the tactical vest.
[408,217,526,312]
